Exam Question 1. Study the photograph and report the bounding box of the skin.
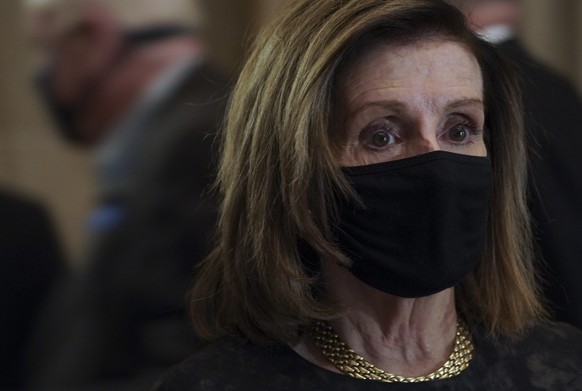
[294,39,486,377]
[451,0,521,31]
[26,4,203,145]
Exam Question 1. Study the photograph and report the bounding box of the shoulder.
[0,189,54,239]
[0,188,44,217]
[517,321,582,369]
[516,322,582,389]
[152,338,242,390]
[514,321,582,356]
[152,337,301,391]
[473,321,582,390]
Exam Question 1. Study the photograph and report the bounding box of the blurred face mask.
[34,65,84,144]
[33,26,193,146]
[333,150,492,298]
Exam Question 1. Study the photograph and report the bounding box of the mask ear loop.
[124,25,196,45]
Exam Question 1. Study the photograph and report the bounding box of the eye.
[442,118,482,146]
[448,125,471,143]
[361,120,399,150]
[368,130,395,148]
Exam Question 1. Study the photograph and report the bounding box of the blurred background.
[0,0,259,262]
[1,0,581,264]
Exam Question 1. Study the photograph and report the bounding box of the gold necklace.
[310,320,473,383]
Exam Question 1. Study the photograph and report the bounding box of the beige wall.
[519,0,582,92]
[1,0,581,263]
[0,0,95,262]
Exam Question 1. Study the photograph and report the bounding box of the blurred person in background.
[447,0,582,330]
[0,188,65,390]
[23,0,228,389]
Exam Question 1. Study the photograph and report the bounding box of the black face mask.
[333,150,492,298]
[33,26,193,145]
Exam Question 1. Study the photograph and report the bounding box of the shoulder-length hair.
[191,0,545,344]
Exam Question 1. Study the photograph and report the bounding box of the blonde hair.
[24,0,204,31]
[191,0,546,345]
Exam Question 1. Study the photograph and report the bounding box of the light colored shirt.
[476,23,514,45]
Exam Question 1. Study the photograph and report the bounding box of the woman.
[155,0,582,389]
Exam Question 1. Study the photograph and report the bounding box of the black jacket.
[499,39,582,329]
[0,189,65,390]
[29,64,229,390]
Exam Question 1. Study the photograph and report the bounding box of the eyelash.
[361,123,399,150]
[360,117,483,150]
[443,121,483,147]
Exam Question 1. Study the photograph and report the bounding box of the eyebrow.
[444,98,484,111]
[346,97,484,120]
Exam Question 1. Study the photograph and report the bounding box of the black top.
[154,322,582,391]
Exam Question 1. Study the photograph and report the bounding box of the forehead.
[338,39,483,111]
[24,1,82,52]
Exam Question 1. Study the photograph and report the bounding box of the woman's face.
[337,39,486,167]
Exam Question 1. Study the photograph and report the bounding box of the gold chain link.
[310,320,473,383]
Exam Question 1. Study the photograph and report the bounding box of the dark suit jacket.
[499,39,582,329]
[0,189,65,390]
[29,64,229,390]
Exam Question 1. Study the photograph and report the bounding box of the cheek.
[438,138,487,157]
[472,138,488,157]
[338,142,363,167]
[338,143,406,167]
[53,59,82,102]
[53,47,94,102]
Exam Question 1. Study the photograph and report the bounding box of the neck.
[80,37,202,144]
[294,260,458,377]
